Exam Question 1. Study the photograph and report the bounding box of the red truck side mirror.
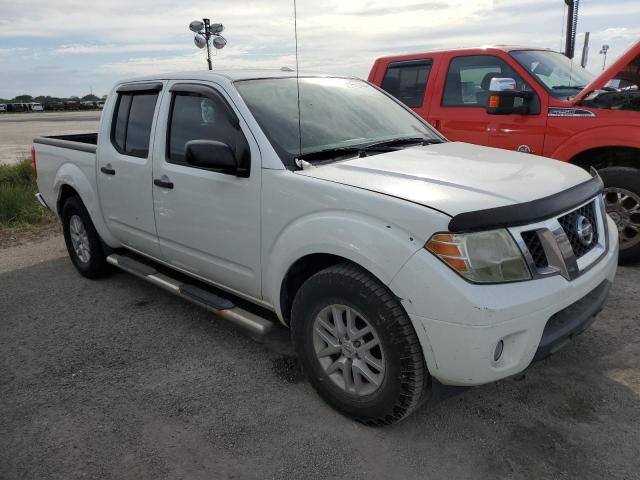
[486,77,538,115]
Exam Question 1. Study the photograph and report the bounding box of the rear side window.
[442,55,527,107]
[167,91,250,170]
[380,60,432,108]
[111,92,159,157]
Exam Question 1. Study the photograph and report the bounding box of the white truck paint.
[34,70,618,424]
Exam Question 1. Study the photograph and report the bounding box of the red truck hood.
[574,39,640,103]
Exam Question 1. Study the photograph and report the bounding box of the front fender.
[550,125,640,161]
[54,163,120,247]
[263,210,424,321]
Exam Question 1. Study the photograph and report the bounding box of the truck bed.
[33,133,98,153]
[34,133,99,214]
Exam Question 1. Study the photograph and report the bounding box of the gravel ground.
[1,233,639,480]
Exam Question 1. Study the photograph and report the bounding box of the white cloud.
[0,0,638,97]
[55,43,193,54]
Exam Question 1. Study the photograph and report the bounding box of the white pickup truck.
[34,70,618,425]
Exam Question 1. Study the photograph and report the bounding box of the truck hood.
[574,39,640,103]
[297,142,591,217]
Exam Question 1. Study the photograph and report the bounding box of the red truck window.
[380,59,432,108]
[442,55,528,108]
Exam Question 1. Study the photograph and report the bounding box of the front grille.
[521,230,548,268]
[558,201,599,258]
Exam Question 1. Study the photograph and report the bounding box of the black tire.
[599,167,640,265]
[291,263,430,426]
[61,196,110,278]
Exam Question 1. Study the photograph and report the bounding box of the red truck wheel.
[600,167,640,265]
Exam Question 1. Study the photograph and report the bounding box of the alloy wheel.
[312,304,385,396]
[604,187,640,250]
[69,214,91,263]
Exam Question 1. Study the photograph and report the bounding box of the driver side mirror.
[485,77,537,115]
[185,140,239,175]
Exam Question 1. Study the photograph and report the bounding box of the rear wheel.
[61,196,110,278]
[291,263,430,426]
[600,167,640,265]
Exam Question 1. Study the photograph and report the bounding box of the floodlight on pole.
[188,18,227,70]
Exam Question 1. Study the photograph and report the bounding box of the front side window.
[511,50,595,98]
[442,55,529,107]
[111,92,159,157]
[167,91,250,170]
[235,77,440,169]
[381,60,432,108]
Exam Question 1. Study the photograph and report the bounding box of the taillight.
[31,145,37,180]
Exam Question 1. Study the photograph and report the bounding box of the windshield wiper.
[363,136,444,149]
[552,85,586,90]
[296,137,444,165]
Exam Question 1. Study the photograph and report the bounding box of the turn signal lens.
[426,229,531,283]
[426,233,468,272]
[489,95,500,109]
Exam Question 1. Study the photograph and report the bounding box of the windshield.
[235,77,440,168]
[511,50,596,98]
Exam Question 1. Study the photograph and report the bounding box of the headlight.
[425,229,531,283]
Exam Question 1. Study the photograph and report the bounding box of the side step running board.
[106,254,273,336]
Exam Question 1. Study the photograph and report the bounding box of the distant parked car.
[28,103,44,112]
[80,101,96,110]
[8,103,28,112]
[96,101,105,109]
[64,101,80,111]
[45,102,66,111]
[0,104,7,113]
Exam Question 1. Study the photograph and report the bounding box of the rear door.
[151,81,262,299]
[96,82,163,258]
[378,58,434,120]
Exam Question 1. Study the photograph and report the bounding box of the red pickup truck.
[369,41,640,264]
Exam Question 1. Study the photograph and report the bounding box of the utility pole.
[580,32,589,68]
[600,44,610,71]
[563,0,580,59]
[189,19,227,70]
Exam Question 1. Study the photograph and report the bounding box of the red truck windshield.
[511,50,595,98]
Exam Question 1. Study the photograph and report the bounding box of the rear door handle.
[154,178,174,189]
[100,164,115,175]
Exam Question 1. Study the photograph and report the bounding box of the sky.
[0,0,639,98]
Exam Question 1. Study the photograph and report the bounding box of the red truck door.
[427,53,547,154]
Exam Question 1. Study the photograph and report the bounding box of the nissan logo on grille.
[576,215,594,246]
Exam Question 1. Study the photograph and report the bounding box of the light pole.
[189,19,227,70]
[599,44,609,71]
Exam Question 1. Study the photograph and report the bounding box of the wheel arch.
[53,163,120,247]
[264,211,424,325]
[279,253,374,326]
[570,146,640,171]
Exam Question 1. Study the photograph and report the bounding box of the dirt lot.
[0,111,101,164]
[1,231,639,480]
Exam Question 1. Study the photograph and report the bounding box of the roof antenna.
[293,0,306,170]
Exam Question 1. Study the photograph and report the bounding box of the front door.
[96,83,163,258]
[428,54,547,154]
[151,81,262,299]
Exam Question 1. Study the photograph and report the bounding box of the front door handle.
[154,177,174,189]
[100,164,116,175]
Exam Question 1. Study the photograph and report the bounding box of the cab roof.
[118,69,348,85]
[375,45,554,61]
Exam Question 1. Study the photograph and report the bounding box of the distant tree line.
[0,94,107,104]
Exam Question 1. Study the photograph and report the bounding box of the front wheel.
[291,263,430,426]
[600,167,640,265]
